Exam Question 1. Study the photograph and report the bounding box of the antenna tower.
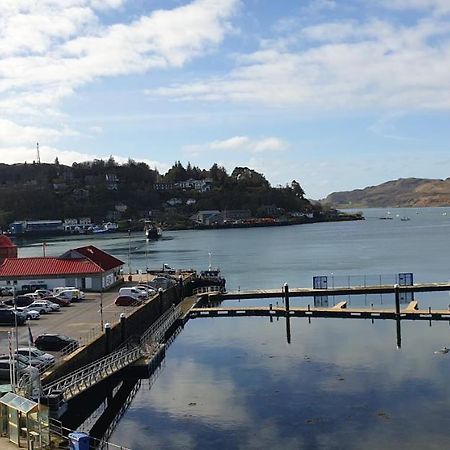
[36,142,40,164]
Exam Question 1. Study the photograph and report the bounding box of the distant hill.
[322,178,450,208]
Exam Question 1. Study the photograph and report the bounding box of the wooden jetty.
[189,300,450,321]
[220,282,450,300]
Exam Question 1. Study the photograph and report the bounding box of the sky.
[1,0,450,199]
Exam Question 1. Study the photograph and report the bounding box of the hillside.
[323,178,450,208]
[0,160,317,229]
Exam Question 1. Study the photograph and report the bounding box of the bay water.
[19,207,450,449]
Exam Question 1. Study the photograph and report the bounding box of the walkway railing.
[42,343,144,400]
[192,285,226,295]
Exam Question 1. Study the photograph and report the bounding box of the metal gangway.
[192,285,226,295]
[42,305,182,401]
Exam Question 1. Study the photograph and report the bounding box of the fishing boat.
[144,222,162,240]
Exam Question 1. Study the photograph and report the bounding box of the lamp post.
[128,229,132,278]
[145,237,149,284]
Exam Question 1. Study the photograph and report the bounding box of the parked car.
[14,306,40,320]
[118,287,147,300]
[16,347,55,366]
[0,287,13,297]
[149,276,176,290]
[23,293,41,301]
[115,295,142,306]
[0,353,45,369]
[34,289,53,298]
[0,309,26,325]
[3,296,34,307]
[34,334,79,352]
[42,295,71,307]
[28,300,60,314]
[136,285,157,296]
[0,359,39,381]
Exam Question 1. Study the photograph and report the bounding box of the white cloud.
[379,0,450,14]
[184,135,288,156]
[156,13,450,111]
[0,144,169,172]
[0,0,238,159]
[210,136,250,149]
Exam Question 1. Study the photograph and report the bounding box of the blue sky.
[1,0,450,198]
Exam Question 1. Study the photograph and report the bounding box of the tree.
[291,180,305,199]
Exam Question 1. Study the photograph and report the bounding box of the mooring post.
[104,322,111,354]
[178,275,183,302]
[394,284,400,316]
[284,283,290,313]
[120,313,126,342]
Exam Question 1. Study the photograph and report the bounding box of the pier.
[220,282,450,300]
[189,301,450,321]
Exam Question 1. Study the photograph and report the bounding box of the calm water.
[20,207,450,449]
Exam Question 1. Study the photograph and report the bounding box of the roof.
[0,257,103,277]
[71,246,124,271]
[0,235,15,248]
[0,245,124,278]
[0,392,38,414]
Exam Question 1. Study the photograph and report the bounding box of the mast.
[36,142,40,164]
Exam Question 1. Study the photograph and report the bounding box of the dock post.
[104,323,111,354]
[120,313,126,342]
[284,283,290,313]
[179,275,183,302]
[394,284,400,316]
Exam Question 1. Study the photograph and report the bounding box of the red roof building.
[0,235,17,264]
[0,245,124,292]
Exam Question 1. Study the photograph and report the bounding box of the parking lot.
[0,287,153,354]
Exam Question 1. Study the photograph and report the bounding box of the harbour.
[0,207,450,449]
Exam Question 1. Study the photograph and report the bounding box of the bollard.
[394,284,400,316]
[179,275,183,302]
[104,323,111,354]
[284,283,290,312]
[269,304,272,310]
[308,304,310,311]
[120,313,126,342]
[429,306,432,314]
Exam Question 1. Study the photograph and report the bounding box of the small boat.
[400,217,410,222]
[434,347,450,355]
[144,222,162,240]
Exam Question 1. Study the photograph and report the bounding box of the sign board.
[313,276,328,289]
[398,273,413,286]
[314,296,329,307]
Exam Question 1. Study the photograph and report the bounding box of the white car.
[34,289,53,298]
[15,306,40,320]
[28,300,59,314]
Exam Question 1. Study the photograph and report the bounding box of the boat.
[400,217,410,222]
[144,222,162,240]
[184,254,226,295]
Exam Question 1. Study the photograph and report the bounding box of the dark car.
[42,295,71,307]
[3,296,34,307]
[115,295,142,306]
[0,309,26,326]
[34,334,79,352]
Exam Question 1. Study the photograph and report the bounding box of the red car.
[115,295,141,306]
[42,295,71,307]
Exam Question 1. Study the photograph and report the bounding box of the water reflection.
[110,316,450,449]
